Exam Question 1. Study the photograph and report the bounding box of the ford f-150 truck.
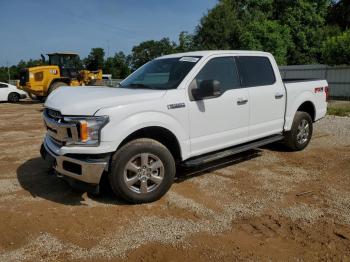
[40,51,328,203]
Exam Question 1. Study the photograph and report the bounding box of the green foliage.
[327,0,350,30]
[327,101,350,116]
[194,0,292,64]
[2,0,350,83]
[103,52,131,79]
[0,68,9,82]
[130,38,176,70]
[194,0,241,50]
[275,0,330,64]
[194,0,335,65]
[321,30,350,65]
[176,31,196,52]
[240,20,292,65]
[84,48,105,70]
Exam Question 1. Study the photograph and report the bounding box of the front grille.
[43,108,79,144]
[19,68,29,86]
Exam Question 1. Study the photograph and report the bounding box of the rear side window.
[236,56,276,87]
[195,57,240,92]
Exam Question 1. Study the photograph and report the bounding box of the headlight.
[63,116,109,146]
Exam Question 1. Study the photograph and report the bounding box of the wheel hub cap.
[296,119,310,145]
[123,153,165,194]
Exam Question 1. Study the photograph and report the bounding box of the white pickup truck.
[41,50,328,203]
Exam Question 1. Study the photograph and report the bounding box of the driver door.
[188,56,250,157]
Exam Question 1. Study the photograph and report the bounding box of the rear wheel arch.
[296,101,316,121]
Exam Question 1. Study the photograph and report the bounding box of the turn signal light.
[79,120,88,142]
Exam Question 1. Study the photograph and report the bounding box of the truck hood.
[45,86,166,115]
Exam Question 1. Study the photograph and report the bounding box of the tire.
[284,111,313,151]
[48,81,68,95]
[109,138,175,204]
[8,92,20,103]
[37,96,46,103]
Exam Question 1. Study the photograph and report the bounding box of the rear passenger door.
[235,56,285,139]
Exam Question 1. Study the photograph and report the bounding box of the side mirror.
[192,80,221,100]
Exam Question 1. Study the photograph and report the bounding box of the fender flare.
[284,91,317,131]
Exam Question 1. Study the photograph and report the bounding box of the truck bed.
[283,79,328,131]
[283,78,322,83]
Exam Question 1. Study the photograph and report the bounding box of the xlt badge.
[167,103,186,110]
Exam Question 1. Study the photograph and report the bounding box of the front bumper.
[40,137,108,184]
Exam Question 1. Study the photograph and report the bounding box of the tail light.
[325,86,329,101]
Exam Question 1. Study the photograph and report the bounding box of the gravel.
[0,104,349,261]
[314,115,350,145]
[278,203,324,223]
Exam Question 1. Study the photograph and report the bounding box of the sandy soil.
[0,101,349,261]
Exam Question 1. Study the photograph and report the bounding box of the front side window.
[195,57,240,92]
[235,56,276,87]
[120,57,201,90]
[0,83,8,88]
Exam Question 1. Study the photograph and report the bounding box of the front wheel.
[8,92,20,103]
[109,138,175,203]
[284,111,313,151]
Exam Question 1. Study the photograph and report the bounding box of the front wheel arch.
[117,126,183,162]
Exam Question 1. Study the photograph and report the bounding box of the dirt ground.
[0,101,349,262]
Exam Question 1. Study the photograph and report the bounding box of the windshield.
[120,56,201,90]
[49,55,80,68]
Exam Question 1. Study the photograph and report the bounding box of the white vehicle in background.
[0,82,27,102]
[41,50,328,204]
[102,74,112,80]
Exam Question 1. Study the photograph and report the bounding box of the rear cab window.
[235,56,276,87]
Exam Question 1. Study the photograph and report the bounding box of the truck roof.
[157,50,271,60]
[47,52,79,56]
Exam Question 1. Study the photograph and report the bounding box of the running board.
[183,134,284,167]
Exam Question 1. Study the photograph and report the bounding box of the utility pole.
[107,40,110,57]
[6,61,10,82]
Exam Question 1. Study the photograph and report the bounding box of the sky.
[0,0,217,66]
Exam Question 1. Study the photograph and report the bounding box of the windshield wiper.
[125,83,155,89]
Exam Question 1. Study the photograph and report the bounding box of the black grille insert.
[62,161,82,175]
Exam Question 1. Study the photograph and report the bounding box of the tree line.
[1,0,349,83]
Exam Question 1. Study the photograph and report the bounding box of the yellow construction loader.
[18,52,103,101]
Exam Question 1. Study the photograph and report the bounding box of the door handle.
[237,98,248,105]
[275,93,284,99]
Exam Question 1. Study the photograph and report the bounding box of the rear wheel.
[284,111,313,151]
[48,81,68,95]
[8,92,20,103]
[109,138,175,203]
